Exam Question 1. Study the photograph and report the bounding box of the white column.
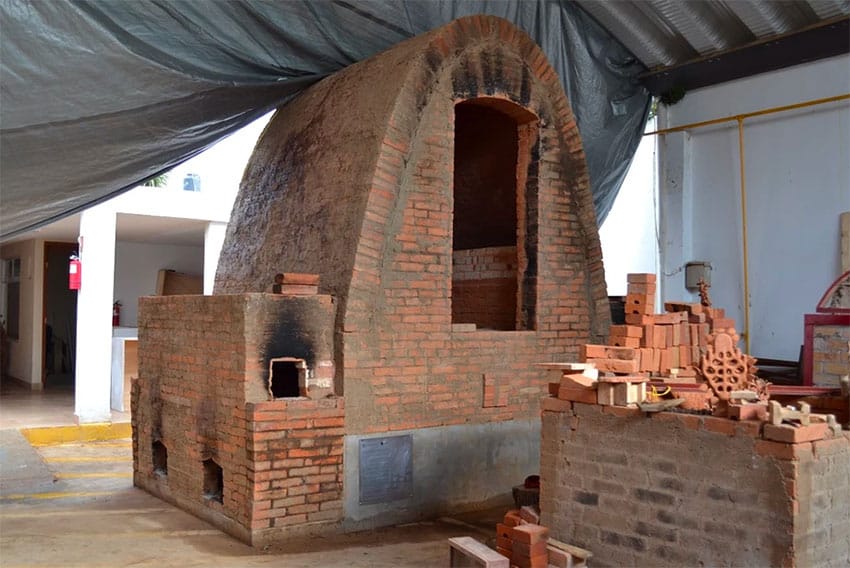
[657,129,695,304]
[203,221,227,295]
[74,207,116,423]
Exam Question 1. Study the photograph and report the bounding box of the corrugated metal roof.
[576,0,850,70]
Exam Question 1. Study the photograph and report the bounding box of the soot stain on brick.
[707,485,731,500]
[636,521,677,543]
[574,490,599,506]
[481,50,505,95]
[602,530,647,552]
[520,65,532,107]
[263,305,317,370]
[635,488,676,506]
[425,47,442,75]
[451,56,479,100]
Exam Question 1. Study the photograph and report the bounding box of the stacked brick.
[583,273,736,379]
[247,399,344,533]
[495,508,585,568]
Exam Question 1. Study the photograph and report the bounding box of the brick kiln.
[134,16,609,545]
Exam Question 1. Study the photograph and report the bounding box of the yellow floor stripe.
[1,491,118,500]
[21,423,132,446]
[54,472,132,479]
[43,456,128,463]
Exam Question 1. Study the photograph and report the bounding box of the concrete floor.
[0,381,129,429]
[0,393,506,567]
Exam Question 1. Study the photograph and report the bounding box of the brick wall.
[247,398,344,543]
[133,294,343,545]
[215,16,610,437]
[452,246,517,330]
[813,324,850,386]
[540,402,850,567]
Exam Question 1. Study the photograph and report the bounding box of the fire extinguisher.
[69,254,82,290]
[113,301,122,327]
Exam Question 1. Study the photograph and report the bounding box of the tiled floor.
[0,381,130,430]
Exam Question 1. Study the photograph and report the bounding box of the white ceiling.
[2,212,208,247]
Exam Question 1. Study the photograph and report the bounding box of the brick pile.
[495,508,586,568]
[583,273,735,378]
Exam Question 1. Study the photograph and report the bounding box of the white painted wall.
[114,241,204,327]
[600,120,659,297]
[658,54,850,360]
[0,239,43,387]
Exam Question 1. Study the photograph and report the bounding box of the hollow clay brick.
[625,313,654,325]
[611,336,641,348]
[626,293,654,316]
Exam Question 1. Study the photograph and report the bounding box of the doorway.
[43,242,78,389]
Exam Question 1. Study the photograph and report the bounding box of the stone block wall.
[540,401,850,567]
[813,324,850,386]
[133,293,343,545]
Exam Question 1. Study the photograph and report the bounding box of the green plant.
[143,173,169,188]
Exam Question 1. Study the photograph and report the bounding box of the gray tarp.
[0,0,649,240]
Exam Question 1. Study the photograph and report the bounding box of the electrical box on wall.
[685,261,711,291]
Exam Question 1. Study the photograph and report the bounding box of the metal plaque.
[358,435,413,505]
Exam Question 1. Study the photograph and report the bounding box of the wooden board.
[156,269,203,296]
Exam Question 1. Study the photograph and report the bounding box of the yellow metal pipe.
[645,93,850,136]
[737,118,751,354]
[647,94,850,353]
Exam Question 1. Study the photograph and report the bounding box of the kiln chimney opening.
[452,98,538,331]
[269,358,305,398]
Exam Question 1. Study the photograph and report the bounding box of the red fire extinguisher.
[113,301,122,327]
[69,255,82,290]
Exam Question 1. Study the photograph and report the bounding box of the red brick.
[754,440,814,461]
[503,510,523,527]
[511,524,549,544]
[610,325,642,338]
[611,335,641,348]
[627,273,656,284]
[541,397,573,413]
[557,387,597,405]
[702,416,737,436]
[763,423,829,444]
[512,538,548,557]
